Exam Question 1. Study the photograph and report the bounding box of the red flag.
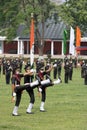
[30,16,34,66]
[76,26,81,47]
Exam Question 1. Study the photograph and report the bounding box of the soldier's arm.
[45,65,53,73]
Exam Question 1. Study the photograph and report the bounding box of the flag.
[30,16,34,66]
[69,27,75,55]
[76,26,81,47]
[75,26,81,55]
[63,29,67,55]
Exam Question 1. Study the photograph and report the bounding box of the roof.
[42,21,66,40]
[17,20,66,41]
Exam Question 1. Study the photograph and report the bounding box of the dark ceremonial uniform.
[36,64,53,111]
[45,61,51,79]
[26,60,34,82]
[24,66,35,104]
[69,61,73,80]
[64,62,70,83]
[24,75,35,103]
[36,59,41,73]
[24,66,35,114]
[74,57,77,68]
[84,64,87,85]
[5,61,12,84]
[10,59,14,68]
[53,60,58,79]
[19,58,23,72]
[36,66,52,102]
[2,58,6,74]
[36,58,44,73]
[11,70,23,107]
[15,58,20,70]
[37,70,47,107]
[81,61,85,78]
[64,55,68,65]
[57,59,62,78]
[12,59,19,74]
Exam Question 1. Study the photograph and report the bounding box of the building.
[0,21,87,57]
[0,21,66,56]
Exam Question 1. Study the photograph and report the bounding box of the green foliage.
[58,0,87,34]
[0,0,57,41]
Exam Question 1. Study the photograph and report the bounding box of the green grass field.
[0,67,87,130]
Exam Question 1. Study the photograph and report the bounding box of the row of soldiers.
[0,56,76,84]
[0,57,62,84]
[1,55,86,85]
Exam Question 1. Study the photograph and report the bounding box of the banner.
[76,26,81,47]
[63,29,67,55]
[30,16,34,66]
[69,27,75,55]
[75,26,81,55]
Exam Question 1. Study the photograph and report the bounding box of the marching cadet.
[35,63,62,112]
[2,56,6,75]
[12,65,35,116]
[36,58,41,73]
[68,60,73,80]
[36,64,53,112]
[57,59,62,78]
[26,59,34,82]
[64,61,70,83]
[53,59,58,79]
[5,60,12,84]
[36,58,45,73]
[81,60,85,78]
[83,63,87,85]
[11,67,24,116]
[64,55,68,65]
[19,57,23,73]
[24,65,35,114]
[73,57,78,68]
[45,60,51,79]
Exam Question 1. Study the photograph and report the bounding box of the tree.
[58,0,87,35]
[0,0,58,56]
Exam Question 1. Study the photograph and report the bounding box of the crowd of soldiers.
[0,55,86,85]
[0,56,23,84]
[0,55,87,116]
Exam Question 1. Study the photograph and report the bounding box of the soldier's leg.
[26,88,35,114]
[40,88,46,112]
[12,91,22,116]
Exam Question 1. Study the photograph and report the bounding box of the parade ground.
[0,66,87,130]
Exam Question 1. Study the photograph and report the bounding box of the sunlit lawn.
[0,67,87,130]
